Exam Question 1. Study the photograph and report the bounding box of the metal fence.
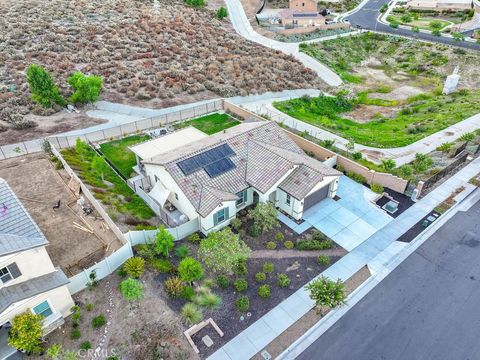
[422,151,469,193]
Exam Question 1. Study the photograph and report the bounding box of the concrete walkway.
[242,100,480,166]
[207,157,480,360]
[224,0,343,87]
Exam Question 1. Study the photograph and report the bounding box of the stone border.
[184,318,224,354]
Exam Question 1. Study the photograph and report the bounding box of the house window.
[175,193,179,200]
[0,263,21,284]
[213,207,229,226]
[236,189,248,207]
[286,194,291,206]
[33,300,53,318]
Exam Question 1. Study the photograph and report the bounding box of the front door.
[253,191,260,204]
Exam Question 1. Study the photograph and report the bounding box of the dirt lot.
[0,153,122,275]
[38,269,197,360]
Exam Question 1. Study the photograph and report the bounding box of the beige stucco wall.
[289,0,317,12]
[0,247,56,288]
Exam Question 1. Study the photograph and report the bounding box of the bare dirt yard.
[0,0,324,143]
[0,153,122,276]
[37,269,197,360]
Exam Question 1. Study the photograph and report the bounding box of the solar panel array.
[177,144,236,178]
[293,12,319,17]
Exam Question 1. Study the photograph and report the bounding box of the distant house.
[279,0,325,27]
[130,121,341,234]
[406,0,473,10]
[0,178,74,357]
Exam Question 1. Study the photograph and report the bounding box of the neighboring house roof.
[0,269,69,314]
[279,9,323,19]
[130,127,208,160]
[0,178,48,256]
[144,121,340,217]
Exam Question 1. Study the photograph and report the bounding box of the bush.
[352,151,362,160]
[215,6,228,19]
[120,278,144,301]
[346,171,367,184]
[86,303,94,312]
[46,344,62,359]
[275,232,285,242]
[180,286,195,301]
[188,233,202,244]
[70,329,81,340]
[248,203,279,234]
[258,285,271,298]
[8,311,44,354]
[175,245,189,259]
[148,258,173,273]
[123,257,145,278]
[26,64,64,108]
[317,255,330,266]
[265,241,277,250]
[164,277,185,298]
[263,262,275,273]
[277,273,291,288]
[181,303,203,325]
[198,292,222,309]
[311,230,326,241]
[370,183,384,194]
[234,258,248,277]
[67,71,103,104]
[217,275,230,289]
[234,279,248,292]
[296,239,333,250]
[305,276,346,313]
[80,341,92,350]
[185,0,205,6]
[92,315,106,328]
[178,257,204,283]
[230,217,242,231]
[255,272,267,282]
[248,224,260,237]
[235,295,250,312]
[202,278,216,288]
[284,240,294,249]
[155,225,174,257]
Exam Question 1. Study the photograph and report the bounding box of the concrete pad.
[242,319,277,350]
[222,333,257,360]
[313,216,344,238]
[294,221,313,234]
[348,218,377,240]
[331,228,363,251]
[208,347,231,360]
[330,207,359,227]
[279,291,314,320]
[262,306,295,336]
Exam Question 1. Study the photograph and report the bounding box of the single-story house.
[132,121,341,234]
[0,179,74,358]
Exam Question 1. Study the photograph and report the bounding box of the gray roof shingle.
[144,121,340,217]
[0,269,69,314]
[0,178,48,256]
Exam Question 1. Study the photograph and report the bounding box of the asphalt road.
[346,0,480,50]
[298,196,480,360]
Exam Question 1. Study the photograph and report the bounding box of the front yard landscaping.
[99,134,151,178]
[174,113,241,135]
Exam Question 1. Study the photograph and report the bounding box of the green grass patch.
[100,134,151,178]
[273,90,480,148]
[61,145,154,221]
[175,113,240,135]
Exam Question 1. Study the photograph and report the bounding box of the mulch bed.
[397,210,441,243]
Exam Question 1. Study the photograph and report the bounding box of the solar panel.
[204,158,236,178]
[177,144,236,176]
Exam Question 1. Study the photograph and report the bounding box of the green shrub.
[85,303,94,312]
[67,71,103,104]
[92,315,106,328]
[370,183,384,194]
[185,0,205,6]
[263,262,275,273]
[352,151,362,160]
[235,296,250,312]
[284,240,294,249]
[26,64,65,108]
[215,6,228,19]
[317,255,331,266]
[297,239,333,250]
[80,341,92,350]
[202,278,216,288]
[148,258,173,273]
[265,241,277,250]
[164,277,185,298]
[181,303,203,325]
[155,225,174,257]
[346,171,366,184]
[234,258,248,277]
[412,26,420,32]
[180,286,195,301]
[217,275,230,289]
[230,217,242,231]
[248,203,279,234]
[198,292,222,309]
[248,225,260,237]
[255,272,267,282]
[178,257,204,283]
[311,230,326,241]
[277,273,291,288]
[120,278,144,302]
[71,329,81,340]
[46,344,62,359]
[175,245,189,259]
[188,233,202,244]
[234,279,248,292]
[258,285,271,298]
[123,257,145,278]
[116,267,127,277]
[8,311,44,354]
[275,232,285,242]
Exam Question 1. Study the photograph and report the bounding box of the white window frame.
[286,194,291,206]
[0,266,13,284]
[32,299,55,320]
[236,189,248,207]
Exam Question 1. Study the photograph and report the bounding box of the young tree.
[247,202,279,234]
[198,228,251,274]
[380,158,396,172]
[215,6,228,19]
[178,257,204,284]
[67,71,103,104]
[91,155,108,181]
[155,225,175,257]
[120,278,144,302]
[8,311,44,354]
[305,276,346,315]
[26,64,65,108]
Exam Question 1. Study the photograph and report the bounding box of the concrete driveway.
[302,176,392,251]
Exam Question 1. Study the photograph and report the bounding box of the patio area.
[278,176,393,251]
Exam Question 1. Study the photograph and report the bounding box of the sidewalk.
[242,101,480,166]
[207,157,480,360]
